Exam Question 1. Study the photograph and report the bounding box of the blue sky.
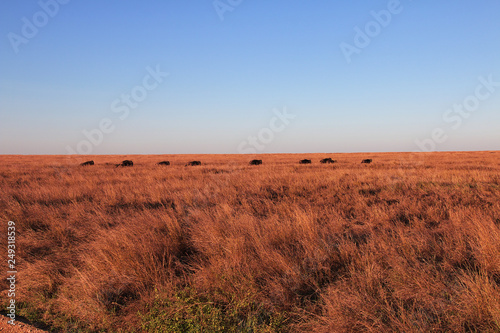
[1,1,499,154]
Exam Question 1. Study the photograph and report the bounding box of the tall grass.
[0,152,499,332]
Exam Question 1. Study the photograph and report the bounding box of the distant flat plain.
[1,151,499,332]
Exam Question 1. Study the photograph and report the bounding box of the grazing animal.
[80,160,94,166]
[249,159,262,165]
[361,159,372,164]
[117,160,133,167]
[299,159,312,164]
[158,161,170,166]
[186,161,202,166]
[320,158,336,164]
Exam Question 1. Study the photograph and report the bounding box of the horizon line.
[1,149,499,156]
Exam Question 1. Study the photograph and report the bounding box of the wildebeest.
[361,159,372,164]
[320,158,336,164]
[117,160,133,167]
[80,160,94,166]
[157,161,170,166]
[249,159,262,165]
[186,161,201,166]
[299,159,312,164]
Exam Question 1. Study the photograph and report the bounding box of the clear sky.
[1,1,499,154]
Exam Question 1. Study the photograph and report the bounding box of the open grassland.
[1,151,500,332]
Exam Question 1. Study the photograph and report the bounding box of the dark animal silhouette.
[117,160,133,167]
[157,161,170,166]
[249,159,262,165]
[320,158,336,164]
[361,159,372,164]
[186,161,201,166]
[80,160,94,166]
[299,159,312,164]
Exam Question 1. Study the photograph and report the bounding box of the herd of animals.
[80,158,373,167]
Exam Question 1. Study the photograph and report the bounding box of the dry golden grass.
[1,151,500,332]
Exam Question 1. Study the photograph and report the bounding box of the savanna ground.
[1,151,500,332]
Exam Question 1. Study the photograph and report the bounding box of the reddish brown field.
[1,152,500,332]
